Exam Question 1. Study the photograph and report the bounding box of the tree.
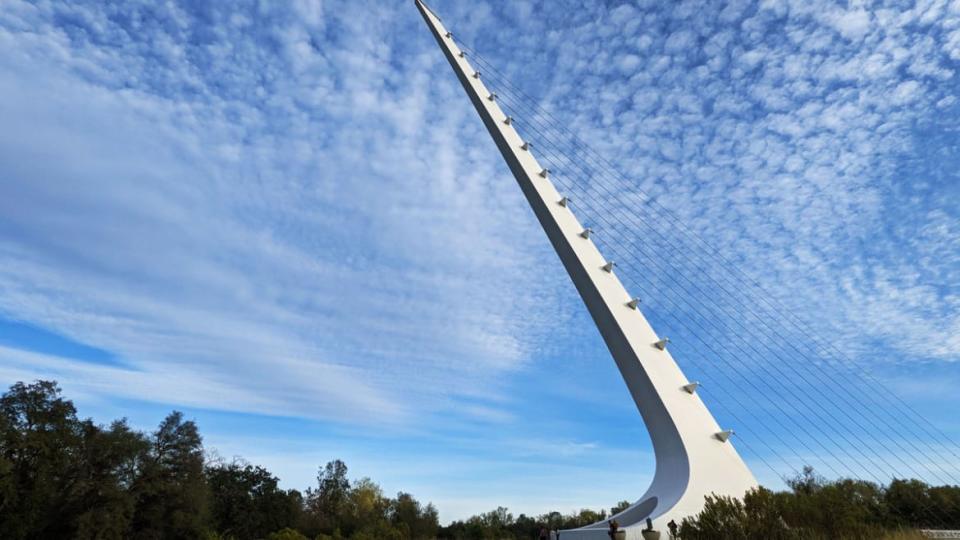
[130,411,208,539]
[306,459,351,534]
[0,382,463,540]
[928,485,960,529]
[70,419,150,539]
[886,478,933,528]
[344,477,388,534]
[783,468,886,537]
[610,500,631,516]
[741,487,793,540]
[0,380,84,538]
[679,494,750,539]
[0,381,159,539]
[207,459,302,539]
[391,491,439,539]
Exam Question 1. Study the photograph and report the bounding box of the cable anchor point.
[653,337,670,350]
[558,196,570,207]
[682,382,700,394]
[602,261,616,273]
[538,168,550,178]
[715,430,734,442]
[579,228,593,239]
[627,297,641,309]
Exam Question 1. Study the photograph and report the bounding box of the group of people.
[613,517,679,539]
[535,517,680,540]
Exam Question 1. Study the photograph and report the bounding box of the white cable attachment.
[682,382,700,394]
[579,228,593,239]
[558,196,570,207]
[715,430,734,443]
[627,297,641,309]
[602,261,616,273]
[539,168,550,178]
[653,337,670,350]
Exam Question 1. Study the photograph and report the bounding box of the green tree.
[0,380,149,539]
[928,485,960,529]
[679,494,750,539]
[741,487,794,539]
[0,380,84,539]
[71,419,150,539]
[340,477,397,538]
[886,478,933,528]
[306,459,351,534]
[391,491,439,539]
[207,459,302,539]
[131,411,208,539]
[508,513,538,539]
[610,500,631,516]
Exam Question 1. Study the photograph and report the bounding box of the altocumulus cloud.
[0,0,958,435]
[0,0,572,425]
[466,0,960,363]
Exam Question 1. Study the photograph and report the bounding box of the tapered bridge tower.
[415,2,758,537]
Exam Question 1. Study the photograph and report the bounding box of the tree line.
[676,467,960,539]
[2,380,959,539]
[0,380,437,539]
[440,468,960,540]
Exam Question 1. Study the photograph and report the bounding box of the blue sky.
[1,0,959,524]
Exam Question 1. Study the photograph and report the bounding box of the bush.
[267,528,309,540]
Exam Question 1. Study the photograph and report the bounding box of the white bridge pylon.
[415,1,758,537]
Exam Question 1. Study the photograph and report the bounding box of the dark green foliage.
[392,491,440,539]
[0,380,444,539]
[299,464,440,539]
[207,460,302,539]
[130,411,210,539]
[678,488,795,540]
[0,381,154,540]
[0,380,84,538]
[305,459,352,533]
[266,527,310,540]
[71,419,151,539]
[437,505,611,539]
[679,466,960,539]
[3,380,958,540]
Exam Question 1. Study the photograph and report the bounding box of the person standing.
[607,519,620,540]
[667,519,678,539]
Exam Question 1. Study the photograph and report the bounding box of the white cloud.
[0,0,573,426]
[893,79,922,104]
[826,9,872,41]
